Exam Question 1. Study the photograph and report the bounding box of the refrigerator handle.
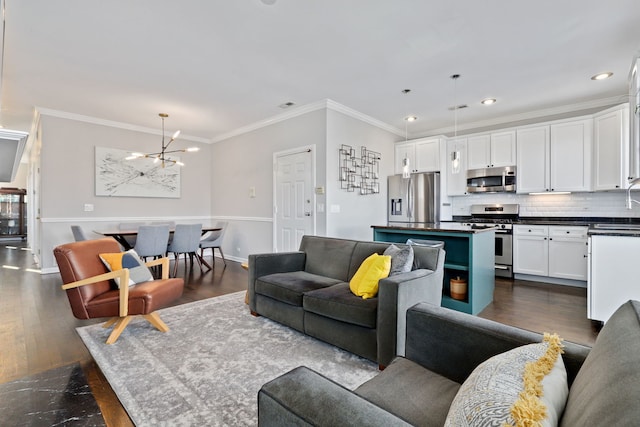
[407,177,413,219]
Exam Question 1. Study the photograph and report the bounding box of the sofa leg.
[250,310,260,317]
[378,364,386,371]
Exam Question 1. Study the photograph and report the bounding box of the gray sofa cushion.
[560,300,640,427]
[355,357,460,427]
[256,271,342,306]
[303,283,378,329]
[299,237,357,281]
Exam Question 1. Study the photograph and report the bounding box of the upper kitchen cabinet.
[467,131,516,170]
[550,118,592,192]
[516,118,592,193]
[446,138,468,196]
[394,137,442,174]
[593,104,629,191]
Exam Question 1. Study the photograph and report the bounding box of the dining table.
[96,226,221,270]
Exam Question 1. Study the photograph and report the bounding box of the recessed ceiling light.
[481,98,496,105]
[591,72,613,80]
[405,116,417,122]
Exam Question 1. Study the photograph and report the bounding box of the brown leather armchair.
[54,238,184,344]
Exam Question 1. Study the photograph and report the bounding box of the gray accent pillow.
[383,244,414,276]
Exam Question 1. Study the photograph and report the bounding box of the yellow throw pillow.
[349,253,391,299]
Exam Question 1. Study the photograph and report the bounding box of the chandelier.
[126,113,199,167]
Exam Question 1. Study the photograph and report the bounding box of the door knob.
[304,212,311,217]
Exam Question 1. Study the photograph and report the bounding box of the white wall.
[37,114,212,271]
[325,109,396,240]
[210,109,327,260]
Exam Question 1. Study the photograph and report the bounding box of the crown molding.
[35,107,212,144]
[210,99,404,143]
[413,95,627,138]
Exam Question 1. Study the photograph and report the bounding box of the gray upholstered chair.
[118,222,146,249]
[134,225,170,261]
[199,221,227,266]
[167,223,203,276]
[70,225,89,242]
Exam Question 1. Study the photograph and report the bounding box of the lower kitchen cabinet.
[589,234,640,322]
[513,225,588,281]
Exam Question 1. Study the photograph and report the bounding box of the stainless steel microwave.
[467,166,516,193]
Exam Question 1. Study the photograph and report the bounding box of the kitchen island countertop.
[373,223,497,234]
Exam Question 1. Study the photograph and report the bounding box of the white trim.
[35,107,211,144]
[212,216,273,222]
[211,99,404,143]
[414,95,627,137]
[40,215,212,223]
[325,99,404,136]
[39,215,273,223]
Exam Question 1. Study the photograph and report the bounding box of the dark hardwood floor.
[0,241,599,426]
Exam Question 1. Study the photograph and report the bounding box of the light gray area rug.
[77,291,378,426]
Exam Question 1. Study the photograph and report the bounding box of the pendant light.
[126,113,200,167]
[450,74,461,174]
[402,89,413,179]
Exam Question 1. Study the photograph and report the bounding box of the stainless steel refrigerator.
[388,172,440,224]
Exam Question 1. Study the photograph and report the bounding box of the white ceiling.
[1,0,640,142]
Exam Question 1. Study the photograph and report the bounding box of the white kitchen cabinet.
[548,227,588,280]
[550,119,592,192]
[395,141,416,174]
[516,118,592,193]
[467,131,516,170]
[395,137,441,174]
[593,104,629,191]
[513,225,549,276]
[589,234,640,322]
[514,225,588,280]
[516,126,549,193]
[446,138,468,196]
[628,56,640,180]
[415,138,441,172]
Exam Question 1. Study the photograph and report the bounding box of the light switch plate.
[83,203,94,212]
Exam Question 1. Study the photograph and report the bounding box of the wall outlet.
[83,203,94,212]
[249,186,256,198]
[236,247,241,253]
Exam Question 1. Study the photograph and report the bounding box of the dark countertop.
[450,216,640,227]
[372,223,496,234]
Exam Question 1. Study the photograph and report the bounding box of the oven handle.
[494,229,511,234]
[495,265,510,270]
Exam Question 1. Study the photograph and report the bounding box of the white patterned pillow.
[383,244,414,276]
[444,334,568,427]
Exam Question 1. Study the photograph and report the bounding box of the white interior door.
[274,148,314,252]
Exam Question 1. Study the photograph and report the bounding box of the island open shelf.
[372,225,495,315]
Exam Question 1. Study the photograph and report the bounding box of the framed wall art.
[95,146,181,198]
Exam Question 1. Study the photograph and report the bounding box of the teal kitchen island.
[372,224,495,315]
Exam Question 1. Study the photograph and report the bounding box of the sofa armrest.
[404,302,591,385]
[248,252,306,311]
[258,366,411,427]
[376,248,446,368]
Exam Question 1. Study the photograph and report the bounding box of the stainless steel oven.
[462,204,519,278]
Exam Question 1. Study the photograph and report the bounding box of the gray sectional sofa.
[248,235,445,368]
[258,300,640,426]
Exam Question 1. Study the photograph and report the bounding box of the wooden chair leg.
[218,247,227,266]
[103,317,119,328]
[144,311,170,332]
[106,316,133,344]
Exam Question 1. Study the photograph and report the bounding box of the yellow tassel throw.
[506,333,564,427]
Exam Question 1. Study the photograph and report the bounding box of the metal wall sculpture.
[338,144,381,195]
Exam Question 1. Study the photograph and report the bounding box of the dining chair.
[199,221,228,267]
[118,222,146,249]
[134,225,170,261]
[70,225,89,242]
[167,223,204,277]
